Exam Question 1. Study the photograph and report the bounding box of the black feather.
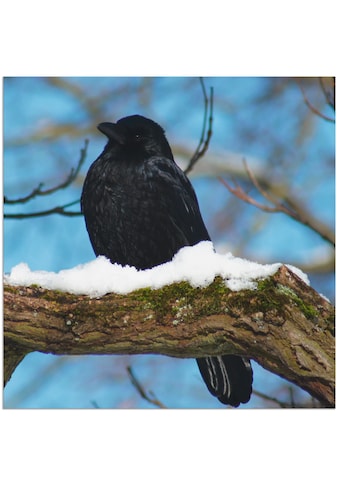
[81,114,253,406]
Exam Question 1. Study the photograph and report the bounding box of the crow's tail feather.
[196,355,253,407]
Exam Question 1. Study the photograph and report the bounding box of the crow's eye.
[134,133,143,142]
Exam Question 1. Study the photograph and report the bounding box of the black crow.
[81,114,253,407]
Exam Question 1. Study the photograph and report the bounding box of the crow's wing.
[143,156,211,245]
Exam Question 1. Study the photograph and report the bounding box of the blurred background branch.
[218,157,335,246]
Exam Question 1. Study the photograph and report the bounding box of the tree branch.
[218,159,335,246]
[319,77,335,110]
[4,139,88,217]
[127,366,167,408]
[184,77,214,175]
[4,266,334,406]
[298,80,335,123]
[4,200,82,219]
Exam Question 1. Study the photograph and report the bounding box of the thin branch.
[4,200,82,219]
[253,386,321,408]
[218,176,281,214]
[4,139,88,205]
[90,400,101,409]
[218,159,335,246]
[127,366,167,409]
[184,78,214,175]
[288,386,296,408]
[298,81,335,123]
[319,77,335,110]
[252,389,290,408]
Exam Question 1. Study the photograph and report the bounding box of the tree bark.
[4,265,335,406]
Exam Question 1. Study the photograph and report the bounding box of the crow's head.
[98,115,174,162]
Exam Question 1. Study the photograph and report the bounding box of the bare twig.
[4,140,88,218]
[252,387,312,408]
[219,159,335,246]
[184,78,214,175]
[218,175,281,214]
[90,400,100,409]
[4,199,82,219]
[127,366,167,409]
[4,139,88,206]
[288,386,296,408]
[253,386,321,408]
[252,389,290,408]
[319,77,335,110]
[298,81,335,123]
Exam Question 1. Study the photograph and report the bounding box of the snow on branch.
[4,242,307,297]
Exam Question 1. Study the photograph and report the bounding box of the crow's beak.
[97,122,125,144]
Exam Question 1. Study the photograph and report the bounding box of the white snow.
[4,241,309,297]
